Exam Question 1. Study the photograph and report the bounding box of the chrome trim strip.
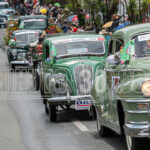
[10,61,29,65]
[125,110,149,113]
[119,98,150,103]
[129,121,149,125]
[47,95,92,103]
[104,69,143,72]
[124,123,148,129]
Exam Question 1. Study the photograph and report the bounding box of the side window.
[114,39,124,53]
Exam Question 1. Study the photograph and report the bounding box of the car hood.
[10,48,26,53]
[54,56,106,68]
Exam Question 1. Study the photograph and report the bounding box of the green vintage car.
[39,33,108,122]
[92,23,150,150]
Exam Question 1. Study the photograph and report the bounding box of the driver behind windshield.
[143,40,150,55]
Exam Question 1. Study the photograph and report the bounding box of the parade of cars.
[2,2,150,149]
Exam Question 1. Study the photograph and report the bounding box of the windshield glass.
[0,4,9,9]
[20,19,46,29]
[133,33,150,57]
[54,40,105,56]
[16,33,39,44]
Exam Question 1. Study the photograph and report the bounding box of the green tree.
[141,0,149,21]
[126,0,138,24]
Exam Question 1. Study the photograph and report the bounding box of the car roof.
[19,15,46,21]
[0,2,8,4]
[0,8,14,11]
[44,33,105,44]
[113,23,150,42]
[13,30,41,35]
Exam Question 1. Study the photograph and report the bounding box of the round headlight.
[55,73,65,83]
[141,81,150,96]
[12,50,17,56]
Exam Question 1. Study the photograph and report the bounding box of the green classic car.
[92,23,150,150]
[38,33,108,122]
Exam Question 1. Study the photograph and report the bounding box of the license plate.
[75,100,91,110]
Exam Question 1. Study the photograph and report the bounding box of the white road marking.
[72,120,89,132]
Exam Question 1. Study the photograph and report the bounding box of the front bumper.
[124,122,150,138]
[0,22,6,25]
[10,60,29,65]
[47,95,92,105]
[121,98,150,138]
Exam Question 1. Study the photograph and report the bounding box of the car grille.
[17,53,26,61]
[74,64,93,95]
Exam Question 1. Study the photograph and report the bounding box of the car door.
[105,36,124,128]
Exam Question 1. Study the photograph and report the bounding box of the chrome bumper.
[47,95,92,104]
[124,122,150,137]
[10,60,29,65]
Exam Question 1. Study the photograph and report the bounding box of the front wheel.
[49,104,57,122]
[126,135,149,150]
[33,69,40,90]
[96,113,112,137]
[10,64,15,71]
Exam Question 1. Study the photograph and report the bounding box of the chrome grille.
[74,64,93,95]
[17,53,26,61]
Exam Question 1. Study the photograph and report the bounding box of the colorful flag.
[47,45,57,64]
[19,21,25,29]
[120,40,135,64]
[8,39,16,46]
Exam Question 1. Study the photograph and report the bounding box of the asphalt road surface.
[0,28,126,150]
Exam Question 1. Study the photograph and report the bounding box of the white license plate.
[75,100,91,110]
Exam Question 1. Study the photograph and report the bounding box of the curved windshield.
[133,33,150,57]
[0,4,9,9]
[20,19,46,29]
[16,33,39,44]
[54,40,105,57]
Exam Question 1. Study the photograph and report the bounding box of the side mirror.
[107,54,120,66]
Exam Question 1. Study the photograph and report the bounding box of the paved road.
[0,28,126,150]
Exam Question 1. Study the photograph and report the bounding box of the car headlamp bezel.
[54,73,66,84]
[11,50,17,56]
[141,80,150,96]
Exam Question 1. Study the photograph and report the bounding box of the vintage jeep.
[38,33,108,122]
[92,23,150,150]
[18,15,48,31]
[7,30,40,69]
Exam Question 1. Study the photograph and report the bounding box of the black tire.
[40,84,45,98]
[90,105,96,120]
[126,135,149,150]
[33,69,40,90]
[10,64,15,72]
[49,104,57,122]
[96,111,112,137]
[45,103,49,114]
